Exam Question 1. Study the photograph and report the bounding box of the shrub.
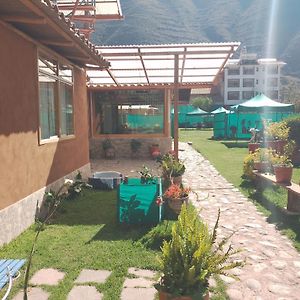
[243,153,255,180]
[285,115,300,146]
[265,121,290,141]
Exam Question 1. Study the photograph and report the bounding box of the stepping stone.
[120,287,156,300]
[128,268,156,279]
[268,283,291,296]
[13,287,49,300]
[75,269,111,284]
[226,288,243,300]
[30,268,65,286]
[246,278,262,292]
[123,278,154,288]
[67,286,102,300]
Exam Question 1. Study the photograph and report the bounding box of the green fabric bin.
[117,178,163,225]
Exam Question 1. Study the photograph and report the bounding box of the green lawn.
[0,188,227,300]
[180,129,300,252]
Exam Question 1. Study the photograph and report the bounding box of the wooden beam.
[138,48,150,84]
[1,14,46,24]
[70,0,80,21]
[57,5,96,11]
[95,14,123,20]
[173,54,179,159]
[105,56,228,61]
[40,39,74,47]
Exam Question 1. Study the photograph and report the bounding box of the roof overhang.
[87,42,240,89]
[0,0,109,68]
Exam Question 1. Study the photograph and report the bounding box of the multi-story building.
[222,49,285,105]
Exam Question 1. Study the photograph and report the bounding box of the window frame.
[227,91,240,101]
[91,89,168,139]
[38,51,75,145]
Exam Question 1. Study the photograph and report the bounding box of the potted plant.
[155,204,244,300]
[159,154,186,185]
[272,154,293,184]
[130,139,142,157]
[150,143,161,159]
[252,148,274,173]
[102,138,115,159]
[248,128,260,153]
[264,121,289,154]
[163,184,190,214]
[139,165,154,184]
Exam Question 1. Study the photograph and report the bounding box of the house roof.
[87,42,240,89]
[0,0,109,68]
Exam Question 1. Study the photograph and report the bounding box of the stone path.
[180,142,300,300]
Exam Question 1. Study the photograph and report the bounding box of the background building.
[222,49,285,105]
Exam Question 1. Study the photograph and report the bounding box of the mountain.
[91,0,300,77]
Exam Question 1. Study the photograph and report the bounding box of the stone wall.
[90,137,172,159]
[0,164,91,247]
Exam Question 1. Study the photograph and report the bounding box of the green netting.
[213,112,295,139]
[126,114,163,133]
[117,178,163,225]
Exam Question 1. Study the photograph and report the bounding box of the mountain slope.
[91,0,300,77]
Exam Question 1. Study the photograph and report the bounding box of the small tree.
[191,96,213,111]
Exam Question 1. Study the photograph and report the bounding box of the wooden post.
[174,54,179,159]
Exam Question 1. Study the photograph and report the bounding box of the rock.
[268,284,291,296]
[246,278,262,292]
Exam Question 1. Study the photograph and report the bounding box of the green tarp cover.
[118,178,163,225]
[232,94,294,112]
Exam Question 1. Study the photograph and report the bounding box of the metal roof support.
[138,48,150,85]
[173,54,179,159]
[107,69,119,86]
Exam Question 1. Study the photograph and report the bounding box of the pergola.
[87,42,240,157]
[56,0,123,38]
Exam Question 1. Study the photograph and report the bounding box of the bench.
[254,171,300,213]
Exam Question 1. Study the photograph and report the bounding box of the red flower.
[163,184,190,200]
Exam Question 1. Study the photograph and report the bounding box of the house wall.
[0,23,90,245]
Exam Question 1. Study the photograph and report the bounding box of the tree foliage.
[191,97,213,111]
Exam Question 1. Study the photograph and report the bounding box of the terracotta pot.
[273,165,293,183]
[253,161,269,173]
[172,176,182,185]
[159,291,209,300]
[167,195,189,214]
[265,140,277,150]
[275,140,287,154]
[248,143,260,153]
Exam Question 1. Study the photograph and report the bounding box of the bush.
[285,115,300,146]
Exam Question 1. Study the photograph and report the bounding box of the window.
[267,78,278,87]
[256,79,259,85]
[243,78,255,87]
[267,65,278,74]
[242,91,255,100]
[93,90,164,135]
[38,55,74,141]
[227,91,240,101]
[228,79,240,88]
[228,67,240,75]
[243,66,255,75]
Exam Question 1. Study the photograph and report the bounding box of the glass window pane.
[94,90,164,135]
[39,78,56,140]
[60,83,74,136]
[59,64,73,83]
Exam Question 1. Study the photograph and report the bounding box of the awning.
[0,0,109,68]
[87,42,240,89]
[186,108,209,115]
[231,94,294,112]
[210,107,229,114]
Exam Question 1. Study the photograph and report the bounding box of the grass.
[180,129,300,252]
[0,188,227,299]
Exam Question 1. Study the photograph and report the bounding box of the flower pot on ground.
[150,144,161,159]
[102,138,115,159]
[155,204,244,299]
